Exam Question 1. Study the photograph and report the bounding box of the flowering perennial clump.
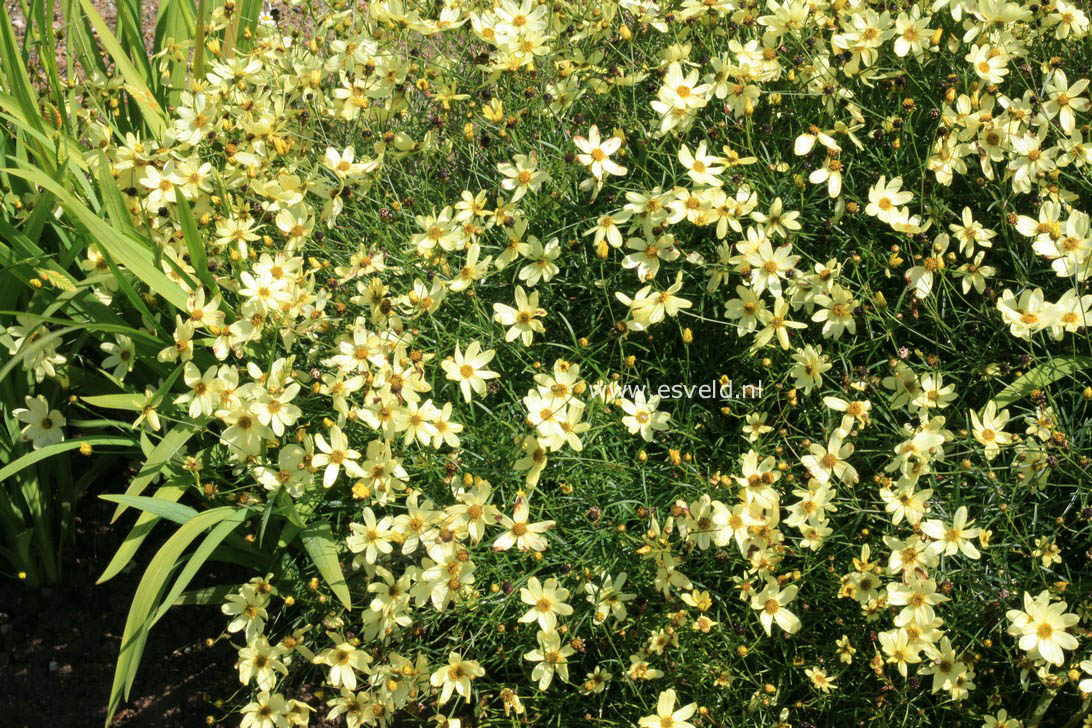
[1,0,1092,726]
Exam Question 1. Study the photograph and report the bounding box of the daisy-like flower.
[447,482,499,543]
[513,435,549,488]
[1006,590,1080,666]
[724,285,768,336]
[678,141,724,186]
[805,666,837,693]
[742,411,774,442]
[239,691,289,728]
[921,506,982,559]
[620,391,671,441]
[801,431,858,485]
[627,653,664,680]
[523,629,575,690]
[222,585,269,643]
[430,652,485,705]
[794,125,841,157]
[498,152,548,202]
[253,383,302,438]
[582,666,612,695]
[893,8,932,57]
[585,572,636,623]
[997,288,1060,339]
[448,244,491,293]
[312,425,364,487]
[752,296,807,350]
[312,640,372,691]
[905,234,948,299]
[982,709,1022,728]
[734,449,781,509]
[100,335,136,380]
[954,251,996,294]
[573,125,626,182]
[176,362,220,418]
[965,44,1008,84]
[633,271,693,325]
[808,152,844,198]
[1043,70,1089,135]
[441,340,499,402]
[881,482,933,526]
[346,507,394,565]
[397,398,441,448]
[14,394,66,449]
[659,62,711,111]
[1078,660,1092,694]
[746,240,800,297]
[585,210,633,250]
[911,372,957,412]
[864,175,913,225]
[651,62,711,134]
[949,206,996,256]
[969,401,1012,460]
[637,689,697,728]
[324,146,373,179]
[254,444,311,498]
[790,344,832,395]
[823,396,871,426]
[887,574,949,627]
[218,401,269,457]
[750,578,801,635]
[879,628,921,677]
[750,197,801,239]
[519,577,573,631]
[836,635,856,664]
[1046,0,1089,39]
[1008,129,1057,194]
[622,230,680,281]
[518,236,561,286]
[493,496,555,552]
[493,286,546,346]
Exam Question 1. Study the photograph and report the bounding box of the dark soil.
[0,495,236,728]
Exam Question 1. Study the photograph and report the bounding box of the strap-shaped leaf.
[105,507,237,726]
[0,4,49,168]
[98,485,187,584]
[990,355,1092,409]
[151,508,249,625]
[172,583,237,606]
[300,521,352,610]
[174,187,218,294]
[102,492,199,525]
[3,167,189,312]
[81,393,147,411]
[77,0,167,137]
[0,437,135,483]
[110,424,202,522]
